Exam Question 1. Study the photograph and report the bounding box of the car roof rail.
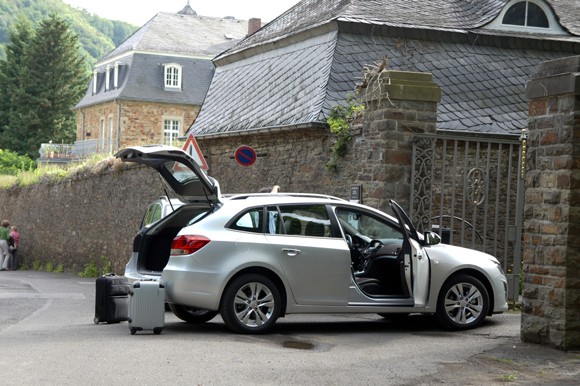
[225,193,347,201]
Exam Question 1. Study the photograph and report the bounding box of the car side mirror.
[424,231,441,246]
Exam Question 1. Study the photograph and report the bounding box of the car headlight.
[494,260,505,275]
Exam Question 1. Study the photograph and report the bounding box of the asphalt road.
[0,271,571,386]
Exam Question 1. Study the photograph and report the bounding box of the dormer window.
[164,63,182,90]
[483,0,568,35]
[503,1,548,28]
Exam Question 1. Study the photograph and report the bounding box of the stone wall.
[522,56,580,350]
[0,162,164,274]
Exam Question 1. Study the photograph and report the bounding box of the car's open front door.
[390,200,430,307]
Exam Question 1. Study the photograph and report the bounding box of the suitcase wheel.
[130,328,137,335]
[153,328,163,335]
[94,317,100,324]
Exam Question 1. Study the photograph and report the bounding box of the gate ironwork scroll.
[410,133,526,300]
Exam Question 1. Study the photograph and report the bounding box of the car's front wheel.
[169,304,218,324]
[220,273,281,334]
[436,274,489,330]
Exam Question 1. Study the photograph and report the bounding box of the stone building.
[186,0,579,305]
[73,2,258,156]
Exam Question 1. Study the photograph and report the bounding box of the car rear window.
[229,208,263,233]
[276,205,334,237]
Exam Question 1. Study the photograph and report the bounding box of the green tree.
[0,14,90,158]
[0,17,33,142]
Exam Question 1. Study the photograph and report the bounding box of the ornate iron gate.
[410,132,527,300]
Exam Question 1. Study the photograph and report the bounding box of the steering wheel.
[358,239,383,272]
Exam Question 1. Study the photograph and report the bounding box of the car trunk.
[134,205,212,274]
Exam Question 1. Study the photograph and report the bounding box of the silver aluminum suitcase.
[128,280,165,335]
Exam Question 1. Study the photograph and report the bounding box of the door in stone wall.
[410,133,526,300]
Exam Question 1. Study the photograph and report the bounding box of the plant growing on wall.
[326,56,391,172]
[326,95,365,171]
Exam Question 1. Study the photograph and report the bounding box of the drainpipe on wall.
[80,108,85,140]
[116,99,121,152]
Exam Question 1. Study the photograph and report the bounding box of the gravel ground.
[403,337,580,385]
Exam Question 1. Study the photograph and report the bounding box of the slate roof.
[190,0,579,137]
[76,12,249,109]
[75,53,215,109]
[103,12,249,61]
[217,0,579,59]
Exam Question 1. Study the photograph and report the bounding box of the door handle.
[282,248,301,256]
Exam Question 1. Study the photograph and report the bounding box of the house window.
[163,119,181,145]
[502,1,548,28]
[164,64,182,89]
[482,0,566,35]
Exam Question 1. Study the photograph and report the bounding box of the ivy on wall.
[326,95,365,171]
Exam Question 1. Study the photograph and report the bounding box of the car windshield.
[336,207,403,242]
[162,160,200,184]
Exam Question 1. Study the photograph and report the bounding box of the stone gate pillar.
[353,71,441,212]
[523,56,580,350]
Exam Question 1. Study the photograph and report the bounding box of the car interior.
[337,211,409,298]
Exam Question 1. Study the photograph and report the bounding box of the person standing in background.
[0,220,11,271]
[9,226,20,270]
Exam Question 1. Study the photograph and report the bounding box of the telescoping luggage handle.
[131,279,165,289]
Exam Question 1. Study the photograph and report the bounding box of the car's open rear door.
[115,145,220,206]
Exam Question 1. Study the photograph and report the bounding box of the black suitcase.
[94,273,130,324]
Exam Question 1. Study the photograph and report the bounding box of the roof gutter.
[190,122,327,140]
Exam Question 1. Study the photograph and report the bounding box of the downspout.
[80,108,85,140]
[116,99,121,152]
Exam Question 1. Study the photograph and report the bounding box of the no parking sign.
[234,145,257,166]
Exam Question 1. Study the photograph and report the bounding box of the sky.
[62,0,302,25]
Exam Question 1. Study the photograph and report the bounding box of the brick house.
[73,3,259,156]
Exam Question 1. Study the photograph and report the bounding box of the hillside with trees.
[0,15,91,158]
[0,0,137,64]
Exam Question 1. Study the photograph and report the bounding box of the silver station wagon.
[117,145,508,334]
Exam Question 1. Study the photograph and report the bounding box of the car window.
[143,203,162,226]
[229,208,263,233]
[162,160,200,184]
[336,207,403,242]
[276,205,334,237]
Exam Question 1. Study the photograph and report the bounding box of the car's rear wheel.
[169,304,218,324]
[220,273,281,334]
[436,274,489,330]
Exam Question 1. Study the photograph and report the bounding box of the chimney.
[248,18,261,35]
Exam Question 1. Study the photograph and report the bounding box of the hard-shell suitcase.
[128,280,165,335]
[94,273,130,324]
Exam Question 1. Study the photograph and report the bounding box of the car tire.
[220,273,281,334]
[169,304,218,324]
[436,274,489,330]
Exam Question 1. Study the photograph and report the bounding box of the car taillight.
[171,235,210,256]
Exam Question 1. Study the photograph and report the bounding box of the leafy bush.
[79,261,100,278]
[0,148,36,175]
